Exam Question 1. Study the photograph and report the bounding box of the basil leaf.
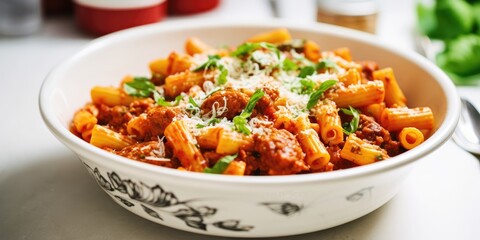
[203,153,238,174]
[306,80,337,110]
[299,79,316,94]
[233,89,265,135]
[341,106,360,135]
[231,42,280,59]
[188,96,199,108]
[123,77,155,97]
[298,66,316,78]
[316,58,337,71]
[290,78,316,95]
[282,58,298,71]
[233,116,251,135]
[208,118,221,126]
[193,55,221,71]
[217,66,228,85]
[154,92,182,107]
[241,89,265,117]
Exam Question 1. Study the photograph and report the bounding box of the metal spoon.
[414,34,480,155]
[452,98,480,155]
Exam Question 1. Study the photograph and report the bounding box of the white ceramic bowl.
[39,19,460,237]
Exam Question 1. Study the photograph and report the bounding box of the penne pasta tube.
[339,68,362,86]
[313,100,344,145]
[333,47,353,61]
[164,71,206,98]
[81,128,93,142]
[303,40,321,62]
[167,51,192,75]
[149,58,169,76]
[310,123,320,134]
[398,127,425,150]
[73,109,97,134]
[185,37,213,55]
[373,68,407,107]
[90,125,135,150]
[216,129,253,155]
[325,80,385,108]
[196,127,223,150]
[273,107,295,132]
[246,28,292,44]
[380,107,434,132]
[223,161,247,176]
[292,115,330,170]
[340,134,389,165]
[126,114,149,139]
[90,85,136,107]
[363,102,385,122]
[164,120,207,172]
[297,129,330,170]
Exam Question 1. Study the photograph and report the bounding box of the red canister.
[167,0,220,15]
[74,0,167,36]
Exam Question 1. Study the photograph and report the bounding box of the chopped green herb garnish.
[231,42,280,59]
[291,78,316,95]
[123,77,155,98]
[232,89,265,135]
[193,55,221,71]
[203,153,238,174]
[299,79,316,94]
[316,58,337,71]
[208,118,221,126]
[188,96,199,108]
[154,92,182,107]
[298,66,316,78]
[341,106,360,135]
[306,80,337,110]
[217,66,228,85]
[282,58,298,71]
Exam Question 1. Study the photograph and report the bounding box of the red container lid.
[74,0,167,36]
[167,0,220,15]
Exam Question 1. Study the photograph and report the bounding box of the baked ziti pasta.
[71,28,434,175]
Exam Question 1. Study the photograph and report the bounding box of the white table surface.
[1,0,479,239]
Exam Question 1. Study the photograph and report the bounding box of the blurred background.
[1,0,479,85]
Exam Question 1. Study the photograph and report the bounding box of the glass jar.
[317,0,379,34]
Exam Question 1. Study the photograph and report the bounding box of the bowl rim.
[39,18,461,185]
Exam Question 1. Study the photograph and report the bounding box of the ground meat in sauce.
[354,114,403,157]
[146,106,182,140]
[129,99,155,116]
[254,87,278,119]
[253,128,307,175]
[115,141,179,168]
[358,60,379,81]
[327,145,359,170]
[96,104,133,133]
[200,89,249,119]
[203,151,224,166]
